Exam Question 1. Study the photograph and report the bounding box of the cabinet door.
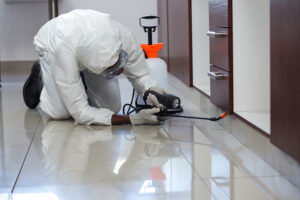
[208,0,233,113]
[167,0,192,86]
[209,0,232,27]
[157,0,169,65]
[209,65,233,113]
[209,27,232,72]
[271,0,300,163]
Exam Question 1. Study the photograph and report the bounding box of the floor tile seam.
[166,111,284,180]
[212,179,277,200]
[202,179,231,200]
[163,125,284,182]
[162,124,223,180]
[169,138,236,154]
[167,137,212,146]
[191,119,228,132]
[172,142,282,180]
[161,126,219,200]
[236,177,286,200]
[190,121,231,149]
[10,118,42,194]
[207,175,284,180]
[191,121,285,178]
[194,114,288,176]
[206,176,293,200]
[162,126,207,180]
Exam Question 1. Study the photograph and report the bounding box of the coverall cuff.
[93,111,114,125]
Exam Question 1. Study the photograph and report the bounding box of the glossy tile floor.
[1,76,300,200]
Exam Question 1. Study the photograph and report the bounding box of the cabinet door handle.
[207,71,228,80]
[207,31,228,38]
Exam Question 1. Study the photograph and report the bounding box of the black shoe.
[23,60,43,108]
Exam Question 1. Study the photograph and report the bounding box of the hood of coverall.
[76,31,122,74]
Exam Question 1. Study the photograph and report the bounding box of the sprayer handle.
[139,15,160,28]
[144,90,181,109]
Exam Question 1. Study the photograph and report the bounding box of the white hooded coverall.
[34,9,157,125]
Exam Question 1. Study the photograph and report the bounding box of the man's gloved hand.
[147,86,168,109]
[130,108,160,125]
[149,86,168,95]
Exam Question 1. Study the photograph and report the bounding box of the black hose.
[122,89,227,121]
[123,89,136,115]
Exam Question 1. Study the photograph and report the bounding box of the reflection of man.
[40,120,177,199]
[41,121,114,183]
[23,9,170,126]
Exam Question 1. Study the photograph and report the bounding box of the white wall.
[0,1,48,61]
[233,0,270,112]
[233,0,270,132]
[58,0,158,45]
[192,0,210,95]
[0,0,157,62]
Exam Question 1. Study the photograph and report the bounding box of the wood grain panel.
[271,0,300,163]
[209,27,232,71]
[209,65,233,113]
[168,0,193,86]
[157,0,169,65]
[209,0,232,27]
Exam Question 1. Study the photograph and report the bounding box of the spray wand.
[157,112,227,121]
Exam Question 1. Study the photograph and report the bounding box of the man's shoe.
[23,60,43,108]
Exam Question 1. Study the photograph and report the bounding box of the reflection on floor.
[0,76,300,200]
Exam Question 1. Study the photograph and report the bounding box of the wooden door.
[167,0,193,86]
[48,0,58,19]
[209,0,232,28]
[208,0,233,113]
[210,65,232,112]
[157,0,169,65]
[271,0,300,163]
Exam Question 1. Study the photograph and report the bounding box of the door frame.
[48,0,58,19]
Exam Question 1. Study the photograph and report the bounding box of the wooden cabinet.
[157,0,193,86]
[158,0,232,111]
[209,0,232,27]
[271,0,300,163]
[210,65,233,111]
[209,27,232,72]
[208,0,233,113]
[158,0,300,163]
[157,0,169,65]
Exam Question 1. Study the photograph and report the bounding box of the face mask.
[100,50,128,80]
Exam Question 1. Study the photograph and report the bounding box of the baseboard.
[0,60,35,82]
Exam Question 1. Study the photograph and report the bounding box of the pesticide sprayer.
[122,16,227,122]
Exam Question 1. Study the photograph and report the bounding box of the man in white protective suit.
[23,9,168,125]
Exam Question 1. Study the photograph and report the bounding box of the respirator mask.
[100,50,128,80]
